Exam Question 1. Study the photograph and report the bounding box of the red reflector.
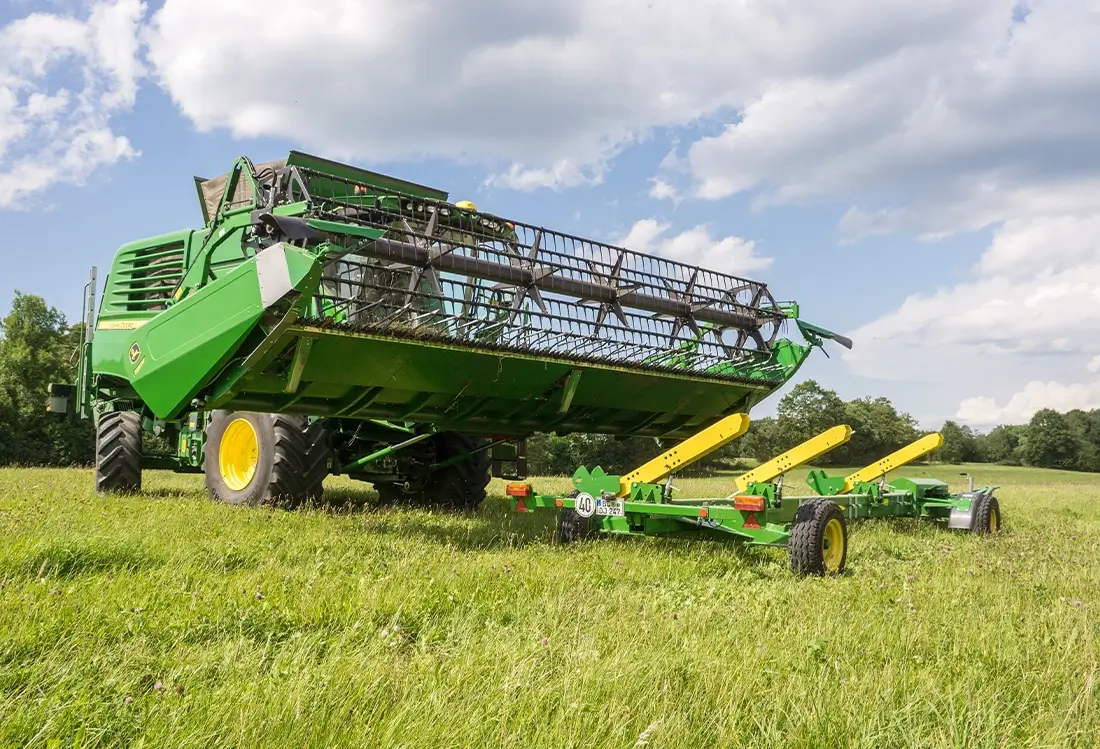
[733,495,766,512]
[506,483,532,497]
[743,512,761,529]
[514,498,529,513]
[699,508,709,518]
[554,498,563,508]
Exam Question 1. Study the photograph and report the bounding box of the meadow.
[1,464,1098,748]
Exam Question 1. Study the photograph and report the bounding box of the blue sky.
[3,0,1100,429]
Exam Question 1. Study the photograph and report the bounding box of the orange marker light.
[506,483,532,498]
[733,495,766,512]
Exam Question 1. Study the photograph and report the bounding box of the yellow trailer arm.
[839,432,944,493]
[617,413,750,497]
[733,424,853,493]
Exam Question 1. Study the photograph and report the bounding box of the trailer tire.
[788,498,847,575]
[204,411,330,508]
[422,432,492,510]
[557,492,592,543]
[971,493,1002,535]
[95,411,142,495]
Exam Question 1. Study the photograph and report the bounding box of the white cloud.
[483,158,607,191]
[843,207,1100,423]
[618,218,772,276]
[647,178,679,202]
[956,380,1100,426]
[143,0,1063,214]
[5,0,1099,235]
[687,0,1100,238]
[0,0,146,208]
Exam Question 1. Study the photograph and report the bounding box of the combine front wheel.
[204,411,330,508]
[788,498,848,575]
[95,411,142,495]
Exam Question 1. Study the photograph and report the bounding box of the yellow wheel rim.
[989,506,998,532]
[822,518,845,572]
[219,418,259,491]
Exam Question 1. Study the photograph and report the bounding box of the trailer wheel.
[557,492,592,543]
[204,411,330,508]
[971,493,1002,535]
[422,432,492,510]
[95,411,142,495]
[788,498,848,575]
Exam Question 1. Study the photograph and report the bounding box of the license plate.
[596,499,625,517]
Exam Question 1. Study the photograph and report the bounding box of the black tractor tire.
[95,411,142,495]
[421,432,492,510]
[204,410,330,508]
[971,493,1002,535]
[788,498,848,576]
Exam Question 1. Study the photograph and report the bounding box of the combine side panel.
[125,245,322,419]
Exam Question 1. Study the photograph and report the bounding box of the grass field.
[2,463,1098,748]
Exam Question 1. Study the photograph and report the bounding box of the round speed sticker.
[574,492,595,518]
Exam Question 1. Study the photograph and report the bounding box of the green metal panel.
[286,151,449,201]
[121,245,322,419]
[210,326,788,439]
[96,230,194,328]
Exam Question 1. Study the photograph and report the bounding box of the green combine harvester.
[47,151,1000,574]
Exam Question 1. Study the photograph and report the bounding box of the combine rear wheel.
[422,432,492,510]
[367,432,491,510]
[204,411,330,508]
[788,498,848,575]
[95,411,142,494]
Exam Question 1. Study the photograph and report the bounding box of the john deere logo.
[129,343,141,363]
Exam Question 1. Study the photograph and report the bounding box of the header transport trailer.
[46,149,956,574]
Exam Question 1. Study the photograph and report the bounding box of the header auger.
[509,421,1002,575]
[48,151,850,513]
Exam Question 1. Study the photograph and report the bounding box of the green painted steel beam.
[338,432,433,474]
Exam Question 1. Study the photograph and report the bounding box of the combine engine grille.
[275,168,790,380]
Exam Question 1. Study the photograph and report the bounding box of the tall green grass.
[1,465,1098,748]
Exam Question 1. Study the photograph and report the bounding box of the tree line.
[527,382,1100,475]
[3,291,1100,475]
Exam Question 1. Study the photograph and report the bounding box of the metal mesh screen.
[270,166,792,381]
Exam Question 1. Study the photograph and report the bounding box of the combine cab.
[50,151,862,561]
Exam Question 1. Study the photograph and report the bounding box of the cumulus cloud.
[688,1,1100,238]
[6,0,1099,239]
[842,211,1100,380]
[840,203,1100,425]
[142,0,1069,222]
[956,380,1100,426]
[647,178,679,203]
[0,0,146,208]
[483,158,609,191]
[618,218,773,276]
